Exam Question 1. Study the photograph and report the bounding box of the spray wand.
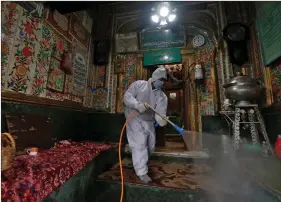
[144,103,185,135]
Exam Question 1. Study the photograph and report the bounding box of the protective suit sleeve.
[155,114,167,127]
[123,81,140,109]
[155,92,168,116]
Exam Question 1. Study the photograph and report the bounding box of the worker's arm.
[123,81,140,110]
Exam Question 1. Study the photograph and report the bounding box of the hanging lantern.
[194,63,204,80]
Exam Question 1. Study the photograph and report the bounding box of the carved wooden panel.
[69,14,90,49]
[45,9,72,42]
[115,32,139,53]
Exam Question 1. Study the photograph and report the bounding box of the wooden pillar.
[181,49,201,151]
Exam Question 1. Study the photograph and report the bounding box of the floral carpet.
[98,158,212,190]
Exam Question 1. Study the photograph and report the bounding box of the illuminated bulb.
[159,6,169,17]
[164,55,168,60]
[160,20,167,26]
[168,14,176,22]
[151,15,159,23]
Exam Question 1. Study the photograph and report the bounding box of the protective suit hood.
[151,66,167,82]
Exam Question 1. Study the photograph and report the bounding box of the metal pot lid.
[227,76,258,85]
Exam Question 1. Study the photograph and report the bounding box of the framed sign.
[256,2,281,66]
[140,29,185,50]
[143,48,182,66]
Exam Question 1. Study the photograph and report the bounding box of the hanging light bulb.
[150,2,176,26]
[159,6,169,17]
[168,14,176,22]
[151,14,159,23]
[160,20,167,26]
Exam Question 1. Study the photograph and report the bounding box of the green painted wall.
[44,149,118,202]
[1,101,126,143]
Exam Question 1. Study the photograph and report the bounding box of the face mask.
[153,79,164,90]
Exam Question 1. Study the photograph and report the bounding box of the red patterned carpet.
[98,158,212,190]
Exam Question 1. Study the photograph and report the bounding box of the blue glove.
[154,122,159,127]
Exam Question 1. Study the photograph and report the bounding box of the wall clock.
[192,35,205,47]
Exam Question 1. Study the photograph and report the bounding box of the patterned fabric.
[1,140,111,202]
[98,158,212,190]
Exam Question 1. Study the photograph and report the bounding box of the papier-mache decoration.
[194,64,204,80]
[61,51,73,74]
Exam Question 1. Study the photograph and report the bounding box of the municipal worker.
[123,66,168,183]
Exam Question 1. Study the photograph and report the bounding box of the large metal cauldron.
[223,76,262,106]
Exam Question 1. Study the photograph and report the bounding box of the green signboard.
[143,48,181,66]
[140,29,185,50]
[256,2,281,66]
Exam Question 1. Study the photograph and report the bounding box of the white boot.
[139,174,152,183]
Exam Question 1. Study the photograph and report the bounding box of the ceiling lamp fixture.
[151,14,159,23]
[151,2,176,27]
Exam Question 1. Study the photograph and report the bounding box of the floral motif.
[6,9,41,93]
[271,60,281,103]
[46,34,70,94]
[51,35,70,60]
[96,65,106,87]
[47,66,65,92]
[1,2,21,89]
[92,88,108,110]
[31,24,54,97]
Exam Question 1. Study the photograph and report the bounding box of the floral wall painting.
[271,60,281,103]
[95,65,107,87]
[5,8,42,94]
[46,34,70,93]
[1,2,22,89]
[1,2,97,108]
[114,58,125,74]
[51,35,70,60]
[92,87,108,110]
[31,23,54,97]
[47,65,65,92]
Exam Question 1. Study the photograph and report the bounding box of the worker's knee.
[130,143,148,151]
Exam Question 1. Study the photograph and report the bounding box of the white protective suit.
[123,67,168,177]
